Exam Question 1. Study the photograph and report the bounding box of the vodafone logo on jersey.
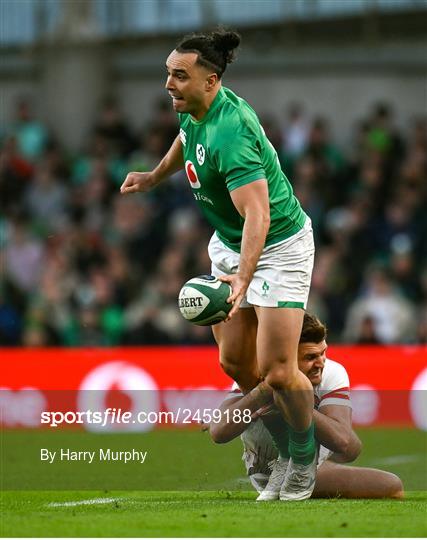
[185,160,201,189]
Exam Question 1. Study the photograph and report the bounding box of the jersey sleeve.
[212,117,266,192]
[318,360,351,409]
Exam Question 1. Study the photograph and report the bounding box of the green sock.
[288,422,316,465]
[261,413,290,459]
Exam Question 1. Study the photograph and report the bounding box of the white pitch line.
[369,454,426,466]
[47,497,121,508]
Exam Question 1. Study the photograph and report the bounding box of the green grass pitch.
[1,428,426,537]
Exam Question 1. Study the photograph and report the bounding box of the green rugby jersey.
[178,86,306,252]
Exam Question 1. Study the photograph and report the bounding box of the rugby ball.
[178,275,232,326]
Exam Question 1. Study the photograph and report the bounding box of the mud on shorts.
[208,217,315,309]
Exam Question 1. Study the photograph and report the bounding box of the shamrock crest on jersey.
[196,144,205,166]
[262,281,270,297]
[185,160,201,189]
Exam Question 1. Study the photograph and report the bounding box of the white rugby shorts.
[208,218,315,309]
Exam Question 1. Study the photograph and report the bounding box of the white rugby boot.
[279,448,318,501]
[256,457,289,501]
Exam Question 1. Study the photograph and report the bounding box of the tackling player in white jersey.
[208,312,403,500]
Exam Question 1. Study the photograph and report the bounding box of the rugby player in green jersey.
[121,29,316,500]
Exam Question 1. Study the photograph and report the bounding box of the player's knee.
[263,364,297,390]
[219,357,237,379]
[219,350,240,376]
[376,471,404,499]
[388,474,404,499]
[219,356,258,392]
[219,355,246,382]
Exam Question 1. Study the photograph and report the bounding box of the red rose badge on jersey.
[185,160,201,189]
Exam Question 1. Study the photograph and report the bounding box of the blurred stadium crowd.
[1,96,426,347]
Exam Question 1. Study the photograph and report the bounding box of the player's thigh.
[212,306,258,361]
[247,222,313,377]
[212,307,258,378]
[255,306,304,378]
[313,461,404,499]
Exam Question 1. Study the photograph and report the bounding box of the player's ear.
[205,73,218,91]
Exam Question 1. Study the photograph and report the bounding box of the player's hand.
[256,380,274,400]
[249,382,274,419]
[218,273,249,321]
[252,403,276,420]
[120,171,157,194]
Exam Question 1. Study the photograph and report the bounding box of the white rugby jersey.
[228,358,351,493]
[313,358,350,409]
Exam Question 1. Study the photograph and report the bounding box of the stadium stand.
[1,0,426,346]
[1,95,426,346]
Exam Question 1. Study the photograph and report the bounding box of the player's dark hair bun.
[176,28,241,78]
[210,30,241,63]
